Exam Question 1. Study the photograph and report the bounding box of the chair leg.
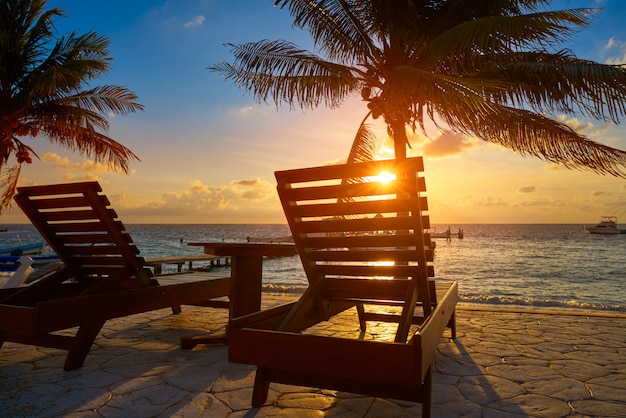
[251,367,270,407]
[63,319,106,371]
[356,303,366,332]
[447,311,457,339]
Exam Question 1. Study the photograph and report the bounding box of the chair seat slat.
[317,264,424,278]
[37,208,118,222]
[305,233,421,249]
[284,178,422,202]
[311,249,422,262]
[21,194,111,210]
[298,216,422,234]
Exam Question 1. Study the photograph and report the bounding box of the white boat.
[428,227,464,240]
[584,216,626,235]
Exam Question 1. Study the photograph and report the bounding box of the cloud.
[111,178,278,222]
[41,152,124,174]
[518,198,565,208]
[472,196,510,208]
[183,15,204,28]
[604,37,616,50]
[518,186,536,193]
[422,131,477,158]
[601,36,626,65]
[591,190,612,197]
[230,178,274,200]
[555,115,612,138]
[61,173,104,183]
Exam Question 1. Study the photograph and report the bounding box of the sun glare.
[373,171,396,184]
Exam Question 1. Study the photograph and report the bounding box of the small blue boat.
[0,230,45,256]
[0,254,59,272]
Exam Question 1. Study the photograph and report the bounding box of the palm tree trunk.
[390,119,408,160]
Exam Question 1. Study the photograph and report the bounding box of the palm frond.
[425,0,558,35]
[42,125,140,173]
[419,8,593,68]
[274,0,377,64]
[477,53,626,123]
[64,86,144,115]
[347,120,378,164]
[0,164,21,210]
[211,40,361,109]
[1,0,143,186]
[384,65,507,129]
[462,106,626,177]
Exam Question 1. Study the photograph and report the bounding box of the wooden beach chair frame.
[228,157,458,416]
[0,181,230,370]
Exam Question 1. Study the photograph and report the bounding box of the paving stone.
[458,374,526,405]
[1,299,625,417]
[363,397,412,417]
[586,373,626,402]
[325,396,373,417]
[550,358,611,381]
[490,393,572,417]
[276,392,336,410]
[433,400,482,417]
[163,392,232,418]
[570,398,626,417]
[522,377,590,401]
[486,362,561,383]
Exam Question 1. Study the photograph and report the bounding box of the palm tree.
[0,0,143,210]
[211,0,626,174]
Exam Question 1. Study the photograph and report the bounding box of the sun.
[373,171,396,184]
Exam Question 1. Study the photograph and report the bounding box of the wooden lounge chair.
[228,157,458,417]
[0,181,230,370]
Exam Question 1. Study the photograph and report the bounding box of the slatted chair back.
[13,181,151,296]
[275,157,434,343]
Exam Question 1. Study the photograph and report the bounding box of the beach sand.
[1,294,624,417]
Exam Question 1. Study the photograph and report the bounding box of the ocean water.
[3,223,625,313]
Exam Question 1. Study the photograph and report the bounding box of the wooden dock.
[145,254,231,275]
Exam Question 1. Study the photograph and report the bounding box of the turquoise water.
[4,223,625,312]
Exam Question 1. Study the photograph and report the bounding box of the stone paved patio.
[1,294,624,417]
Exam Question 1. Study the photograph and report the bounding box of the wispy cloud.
[591,190,612,197]
[422,131,478,158]
[183,15,204,28]
[23,152,141,186]
[518,197,565,208]
[602,36,626,65]
[41,152,130,174]
[472,195,510,208]
[518,186,536,193]
[556,115,612,138]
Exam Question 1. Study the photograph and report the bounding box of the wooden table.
[180,242,297,348]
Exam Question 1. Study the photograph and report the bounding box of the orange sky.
[2,0,626,225]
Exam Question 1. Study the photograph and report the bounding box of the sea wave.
[263,283,308,294]
[261,284,626,313]
[459,293,626,313]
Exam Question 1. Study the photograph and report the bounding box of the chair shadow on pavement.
[0,306,251,417]
[433,336,528,417]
